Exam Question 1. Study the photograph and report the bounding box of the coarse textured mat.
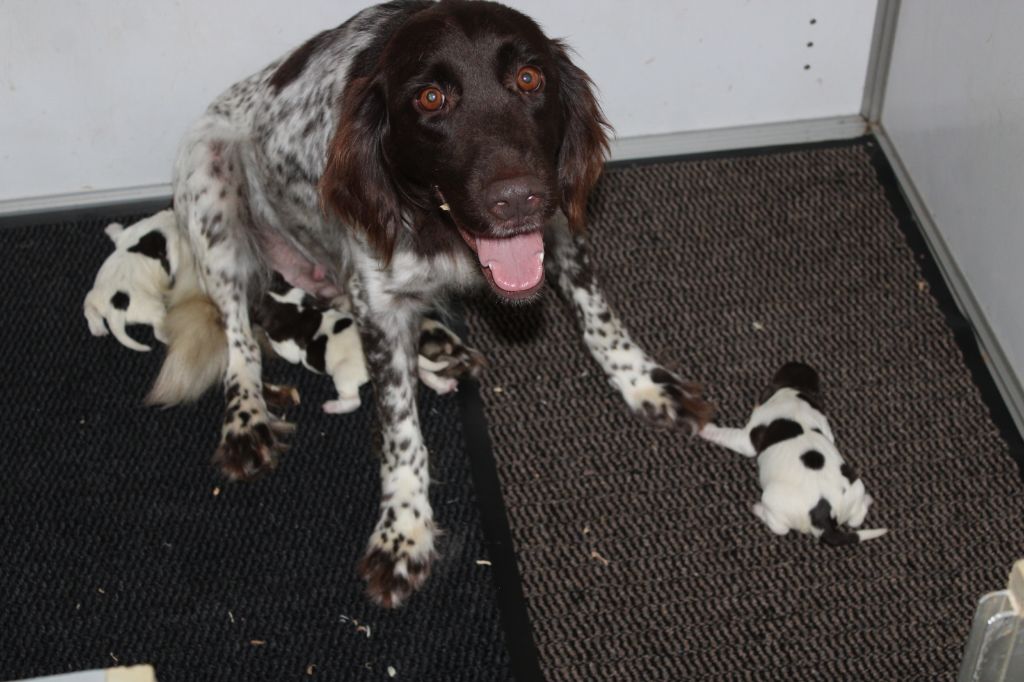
[0,215,511,680]
[463,139,1024,680]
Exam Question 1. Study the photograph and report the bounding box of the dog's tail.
[146,293,227,406]
[820,525,888,547]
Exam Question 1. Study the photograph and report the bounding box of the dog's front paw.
[622,366,715,433]
[358,506,437,608]
[214,415,291,481]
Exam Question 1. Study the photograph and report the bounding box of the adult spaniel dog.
[151,0,712,607]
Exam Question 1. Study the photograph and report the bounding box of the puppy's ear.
[553,41,611,232]
[320,76,403,261]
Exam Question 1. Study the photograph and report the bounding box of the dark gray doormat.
[463,139,1024,681]
[0,217,511,680]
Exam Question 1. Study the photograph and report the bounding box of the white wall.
[882,1,1024,400]
[0,0,877,203]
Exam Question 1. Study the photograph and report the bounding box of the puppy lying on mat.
[84,210,479,414]
[700,362,887,546]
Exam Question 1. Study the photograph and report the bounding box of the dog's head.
[759,361,823,408]
[321,0,610,301]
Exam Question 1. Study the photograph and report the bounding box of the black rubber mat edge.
[456,366,546,682]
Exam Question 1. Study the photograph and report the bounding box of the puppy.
[84,209,193,351]
[88,214,480,414]
[253,277,369,414]
[254,275,482,414]
[700,362,887,546]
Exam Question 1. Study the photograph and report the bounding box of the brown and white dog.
[146,0,712,607]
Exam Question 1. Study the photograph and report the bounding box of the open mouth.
[457,226,545,300]
[438,196,545,301]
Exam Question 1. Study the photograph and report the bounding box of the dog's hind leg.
[546,215,714,433]
[349,273,437,608]
[176,135,288,480]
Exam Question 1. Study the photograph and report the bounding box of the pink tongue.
[475,231,545,292]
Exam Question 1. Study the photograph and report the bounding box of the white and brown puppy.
[700,362,887,546]
[84,209,194,351]
[86,213,482,414]
[253,274,484,414]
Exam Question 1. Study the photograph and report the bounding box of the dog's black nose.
[485,175,545,222]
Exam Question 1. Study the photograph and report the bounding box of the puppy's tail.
[854,528,888,542]
[146,294,227,406]
[820,525,888,547]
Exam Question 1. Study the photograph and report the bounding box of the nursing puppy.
[700,363,887,546]
[84,209,193,352]
[85,213,478,414]
[253,274,484,414]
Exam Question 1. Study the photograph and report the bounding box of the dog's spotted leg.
[179,136,288,480]
[349,275,436,608]
[547,217,714,432]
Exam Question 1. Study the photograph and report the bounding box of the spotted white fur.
[134,1,710,607]
[700,364,887,545]
[87,212,473,417]
[547,216,711,432]
[84,209,194,351]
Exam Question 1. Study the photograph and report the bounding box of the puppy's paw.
[262,382,301,411]
[358,506,436,608]
[417,362,459,395]
[322,395,361,414]
[214,412,290,481]
[622,366,714,433]
[418,320,487,380]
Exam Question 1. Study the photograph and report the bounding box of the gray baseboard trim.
[0,184,173,229]
[0,183,172,220]
[608,115,869,161]
[874,126,1024,438]
[2,116,868,220]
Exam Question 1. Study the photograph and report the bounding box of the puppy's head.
[759,361,823,405]
[321,0,610,302]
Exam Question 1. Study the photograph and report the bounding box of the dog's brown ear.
[320,76,403,261]
[553,40,611,232]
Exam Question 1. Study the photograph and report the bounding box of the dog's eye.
[515,66,543,92]
[416,86,445,112]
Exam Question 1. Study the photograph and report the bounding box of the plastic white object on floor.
[8,665,155,682]
[959,560,1024,681]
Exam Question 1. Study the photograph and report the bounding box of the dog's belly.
[261,229,342,299]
